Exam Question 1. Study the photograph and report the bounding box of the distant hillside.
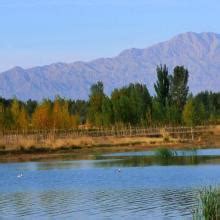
[0,32,220,100]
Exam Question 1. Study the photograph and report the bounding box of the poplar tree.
[87,81,106,126]
[170,66,189,111]
[154,65,170,107]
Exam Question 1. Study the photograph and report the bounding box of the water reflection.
[104,148,220,157]
[11,149,220,171]
[97,155,220,167]
[98,148,220,167]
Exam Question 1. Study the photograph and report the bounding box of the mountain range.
[0,32,220,101]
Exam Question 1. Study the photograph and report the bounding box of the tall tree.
[111,90,131,124]
[52,97,63,129]
[153,65,170,125]
[87,81,106,126]
[26,99,38,117]
[170,66,189,111]
[154,65,170,107]
[0,103,6,130]
[101,96,113,127]
[10,98,20,129]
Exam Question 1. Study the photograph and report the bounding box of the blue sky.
[0,0,219,71]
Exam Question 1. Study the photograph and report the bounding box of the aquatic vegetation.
[154,147,176,159]
[94,152,103,160]
[193,186,220,219]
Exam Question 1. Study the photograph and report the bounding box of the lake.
[1,148,220,219]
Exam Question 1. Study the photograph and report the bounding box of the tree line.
[0,65,219,131]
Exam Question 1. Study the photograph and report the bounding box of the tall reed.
[193,186,220,219]
[154,147,176,159]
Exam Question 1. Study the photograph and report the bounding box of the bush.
[154,147,175,159]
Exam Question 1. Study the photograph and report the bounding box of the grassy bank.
[0,125,219,162]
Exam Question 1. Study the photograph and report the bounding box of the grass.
[193,186,220,219]
[154,147,176,159]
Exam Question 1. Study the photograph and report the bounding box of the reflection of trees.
[95,156,220,168]
[36,161,82,170]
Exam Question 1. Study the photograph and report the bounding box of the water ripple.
[0,188,198,218]
[1,151,220,219]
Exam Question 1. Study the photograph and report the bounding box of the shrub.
[154,147,175,159]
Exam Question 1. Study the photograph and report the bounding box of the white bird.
[116,168,121,172]
[17,174,23,178]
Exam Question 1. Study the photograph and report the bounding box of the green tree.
[153,65,170,125]
[166,104,182,125]
[170,66,189,111]
[183,99,206,126]
[68,100,88,124]
[87,81,106,126]
[195,91,220,123]
[26,99,38,117]
[151,99,165,125]
[111,83,151,125]
[102,96,113,127]
[111,91,131,124]
[154,65,170,107]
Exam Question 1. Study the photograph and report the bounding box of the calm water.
[1,148,220,219]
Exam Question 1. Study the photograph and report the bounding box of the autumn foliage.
[0,65,219,131]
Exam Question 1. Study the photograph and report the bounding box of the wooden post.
[191,126,194,141]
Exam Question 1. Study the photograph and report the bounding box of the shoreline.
[0,136,219,163]
[0,125,219,163]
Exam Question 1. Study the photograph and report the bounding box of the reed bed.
[193,186,220,219]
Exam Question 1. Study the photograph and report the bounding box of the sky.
[0,0,220,72]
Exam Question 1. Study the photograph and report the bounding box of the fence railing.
[0,125,214,147]
[0,125,212,139]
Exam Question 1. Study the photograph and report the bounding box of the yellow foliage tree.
[52,98,70,129]
[11,98,20,129]
[32,100,53,129]
[52,98,80,129]
[69,114,80,128]
[0,103,5,130]
[17,107,29,130]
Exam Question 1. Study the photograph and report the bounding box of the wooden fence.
[0,125,212,145]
